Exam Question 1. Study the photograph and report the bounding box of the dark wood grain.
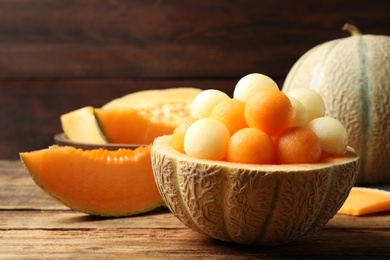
[2,220,390,259]
[0,0,388,79]
[1,0,390,158]
[1,79,238,159]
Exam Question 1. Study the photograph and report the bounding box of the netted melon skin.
[151,135,359,246]
[282,33,390,185]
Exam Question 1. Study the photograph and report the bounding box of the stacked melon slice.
[61,88,202,144]
[20,88,202,217]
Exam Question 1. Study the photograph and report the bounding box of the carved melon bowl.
[151,135,360,246]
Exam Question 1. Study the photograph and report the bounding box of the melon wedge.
[338,187,390,216]
[20,145,164,217]
[60,88,202,144]
[60,106,107,144]
[102,87,202,109]
[95,108,177,144]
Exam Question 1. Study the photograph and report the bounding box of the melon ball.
[307,117,348,155]
[184,118,230,161]
[190,89,230,118]
[287,95,308,127]
[288,88,325,122]
[233,73,279,102]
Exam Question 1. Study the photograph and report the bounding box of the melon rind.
[151,135,360,245]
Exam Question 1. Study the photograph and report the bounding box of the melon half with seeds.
[20,145,164,217]
[61,88,202,145]
[151,135,359,245]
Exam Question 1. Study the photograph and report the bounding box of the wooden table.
[1,160,390,259]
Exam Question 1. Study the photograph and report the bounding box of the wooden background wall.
[1,0,390,159]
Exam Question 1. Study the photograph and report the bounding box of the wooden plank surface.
[1,160,390,259]
[1,210,390,259]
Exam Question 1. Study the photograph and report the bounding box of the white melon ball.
[191,89,230,118]
[288,88,325,122]
[287,95,308,127]
[184,118,230,160]
[307,117,348,155]
[233,73,279,102]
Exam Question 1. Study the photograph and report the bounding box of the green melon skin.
[151,135,360,246]
[282,28,390,185]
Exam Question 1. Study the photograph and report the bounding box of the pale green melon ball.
[191,89,230,118]
[288,87,325,122]
[184,118,230,160]
[307,117,348,155]
[287,95,308,127]
[233,73,279,102]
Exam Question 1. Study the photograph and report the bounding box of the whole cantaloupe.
[283,24,390,185]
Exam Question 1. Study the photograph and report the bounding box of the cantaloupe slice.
[102,87,202,110]
[337,187,390,216]
[98,87,202,144]
[60,88,202,144]
[95,108,176,144]
[20,145,164,217]
[60,106,108,144]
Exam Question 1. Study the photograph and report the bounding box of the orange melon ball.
[226,128,275,164]
[170,117,198,153]
[210,98,248,135]
[275,126,322,164]
[244,88,295,136]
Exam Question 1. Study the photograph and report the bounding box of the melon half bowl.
[151,135,360,246]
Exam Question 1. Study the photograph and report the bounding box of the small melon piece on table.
[60,106,108,144]
[20,145,164,217]
[338,187,390,216]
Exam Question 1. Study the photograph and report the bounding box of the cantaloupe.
[102,87,202,110]
[338,187,390,216]
[151,135,360,245]
[95,108,178,145]
[61,88,202,144]
[282,24,390,185]
[20,145,164,217]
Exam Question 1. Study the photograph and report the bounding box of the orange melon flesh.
[95,108,176,144]
[338,187,390,216]
[20,145,164,217]
[102,87,202,110]
[60,88,202,145]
